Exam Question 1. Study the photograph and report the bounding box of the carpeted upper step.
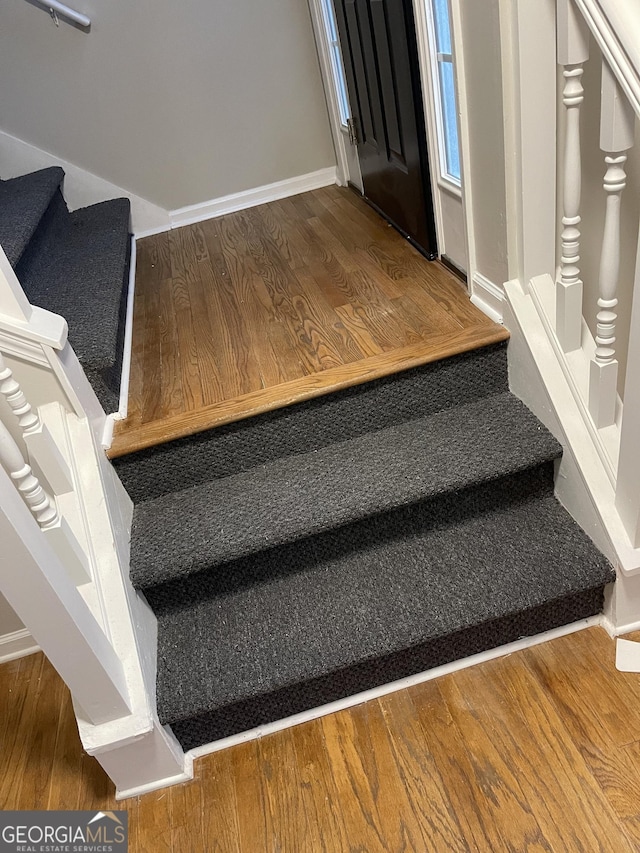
[130,392,561,589]
[16,194,131,413]
[0,167,64,267]
[150,464,613,745]
[115,343,510,503]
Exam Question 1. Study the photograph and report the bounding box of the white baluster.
[0,351,72,494]
[588,61,635,428]
[0,418,90,584]
[557,0,589,351]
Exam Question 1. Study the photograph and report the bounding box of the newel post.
[556,0,589,351]
[0,461,132,725]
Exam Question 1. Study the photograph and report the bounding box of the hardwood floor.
[110,186,507,457]
[3,627,640,851]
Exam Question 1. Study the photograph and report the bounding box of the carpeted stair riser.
[130,391,562,589]
[168,585,605,749]
[150,464,612,744]
[13,184,131,414]
[128,338,612,753]
[14,188,71,280]
[115,342,510,503]
[0,167,65,267]
[142,462,560,609]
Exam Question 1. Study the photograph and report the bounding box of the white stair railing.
[556,0,589,352]
[588,61,635,429]
[552,0,640,549]
[0,245,190,797]
[0,415,91,585]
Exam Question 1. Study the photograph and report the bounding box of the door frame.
[307,0,363,190]
[307,0,472,281]
[412,0,469,276]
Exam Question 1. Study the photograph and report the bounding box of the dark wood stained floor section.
[3,627,640,850]
[110,185,507,457]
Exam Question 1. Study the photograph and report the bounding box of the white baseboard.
[188,615,601,761]
[115,763,194,801]
[117,236,137,420]
[470,273,505,324]
[168,166,338,230]
[0,628,39,663]
[0,128,170,236]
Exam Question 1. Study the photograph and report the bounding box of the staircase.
[114,341,613,750]
[0,166,615,756]
[0,167,131,413]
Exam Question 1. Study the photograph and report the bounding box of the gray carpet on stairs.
[131,391,562,587]
[15,190,131,414]
[127,339,613,750]
[149,464,613,744]
[115,342,510,503]
[0,167,64,266]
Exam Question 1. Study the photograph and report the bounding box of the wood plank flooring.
[3,627,640,851]
[110,186,507,457]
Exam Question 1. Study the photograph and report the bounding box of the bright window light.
[429,0,461,184]
[320,0,350,127]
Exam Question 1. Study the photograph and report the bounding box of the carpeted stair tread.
[0,167,64,267]
[154,482,613,728]
[115,342,510,503]
[17,197,131,366]
[17,195,131,412]
[131,392,562,588]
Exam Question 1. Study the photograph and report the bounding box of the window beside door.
[319,0,350,127]
[427,0,461,186]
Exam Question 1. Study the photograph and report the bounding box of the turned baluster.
[0,416,90,584]
[557,0,590,351]
[0,419,58,528]
[588,61,635,428]
[0,351,72,494]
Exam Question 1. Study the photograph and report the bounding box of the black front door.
[334,0,438,257]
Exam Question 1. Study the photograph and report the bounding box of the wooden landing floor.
[3,627,640,850]
[110,185,507,457]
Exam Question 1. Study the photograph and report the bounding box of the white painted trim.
[602,615,640,637]
[574,0,640,119]
[0,129,170,237]
[470,273,505,324]
[528,274,620,484]
[413,0,447,258]
[438,176,463,199]
[505,277,640,575]
[101,416,115,451]
[0,628,39,663]
[448,0,474,289]
[188,615,601,760]
[499,0,557,287]
[169,168,338,229]
[116,237,136,421]
[0,246,32,322]
[306,0,351,187]
[115,761,194,801]
[0,330,48,366]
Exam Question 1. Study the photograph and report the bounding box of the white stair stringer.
[504,277,640,635]
[43,403,193,798]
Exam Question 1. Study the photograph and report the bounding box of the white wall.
[458,0,509,289]
[0,0,336,210]
[0,593,24,636]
